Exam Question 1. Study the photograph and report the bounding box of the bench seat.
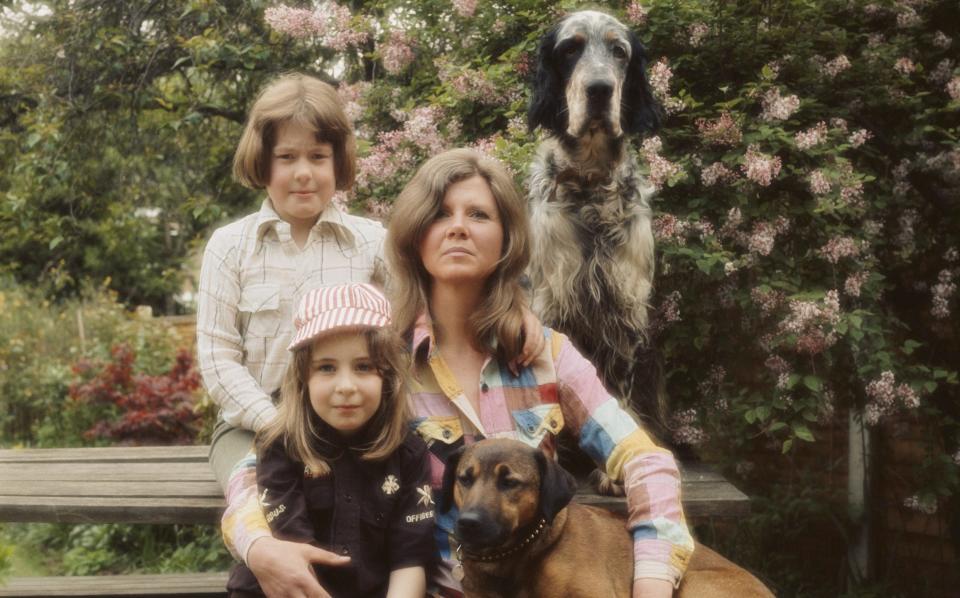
[0,445,749,596]
[0,572,228,597]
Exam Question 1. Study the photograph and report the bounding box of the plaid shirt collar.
[254,198,357,247]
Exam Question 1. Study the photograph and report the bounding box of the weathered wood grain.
[0,572,228,597]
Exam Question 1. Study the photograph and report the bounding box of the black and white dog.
[527,11,670,445]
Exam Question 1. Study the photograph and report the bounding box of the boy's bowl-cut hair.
[233,72,356,191]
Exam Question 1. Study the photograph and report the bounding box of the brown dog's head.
[439,439,577,551]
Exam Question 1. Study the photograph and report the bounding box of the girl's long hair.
[386,148,531,363]
[256,328,411,476]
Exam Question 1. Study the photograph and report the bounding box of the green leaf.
[803,376,823,392]
[902,340,922,355]
[782,439,794,454]
[49,236,64,250]
[792,423,815,442]
[745,409,757,424]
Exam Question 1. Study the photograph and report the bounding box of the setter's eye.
[612,45,628,60]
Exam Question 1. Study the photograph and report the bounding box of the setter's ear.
[439,445,466,513]
[528,25,566,135]
[621,30,662,135]
[535,450,577,523]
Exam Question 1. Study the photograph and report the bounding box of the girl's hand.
[385,565,426,598]
[632,577,675,598]
[512,306,546,375]
[248,536,350,598]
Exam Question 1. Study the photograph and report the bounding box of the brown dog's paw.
[588,468,625,497]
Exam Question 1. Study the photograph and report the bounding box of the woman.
[386,148,693,598]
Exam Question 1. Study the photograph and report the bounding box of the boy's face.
[307,331,383,437]
[267,120,337,231]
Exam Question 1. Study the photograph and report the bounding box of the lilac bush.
[263,0,959,592]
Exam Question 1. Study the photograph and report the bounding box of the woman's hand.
[512,306,546,374]
[247,536,350,598]
[632,577,675,598]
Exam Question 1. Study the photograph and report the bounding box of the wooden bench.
[0,445,749,596]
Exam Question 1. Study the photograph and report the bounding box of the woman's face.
[419,175,504,288]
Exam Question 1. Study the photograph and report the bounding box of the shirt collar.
[254,198,357,246]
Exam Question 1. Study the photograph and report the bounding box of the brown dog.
[440,439,774,598]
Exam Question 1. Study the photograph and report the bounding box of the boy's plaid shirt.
[408,318,694,590]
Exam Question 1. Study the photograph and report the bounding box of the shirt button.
[481,383,489,393]
[442,429,451,439]
[549,419,557,428]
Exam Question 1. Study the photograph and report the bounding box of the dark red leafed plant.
[69,344,202,445]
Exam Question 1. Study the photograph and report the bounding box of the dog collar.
[457,517,548,563]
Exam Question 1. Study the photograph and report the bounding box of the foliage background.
[1,0,958,595]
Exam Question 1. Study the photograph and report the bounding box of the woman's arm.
[196,228,278,431]
[385,566,427,598]
[551,331,693,589]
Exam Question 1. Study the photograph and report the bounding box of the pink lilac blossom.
[380,30,415,75]
[696,112,742,146]
[671,408,707,447]
[894,57,916,75]
[820,55,852,78]
[652,213,689,245]
[723,262,738,276]
[945,247,959,263]
[356,106,452,189]
[760,88,801,121]
[953,450,960,466]
[741,145,782,186]
[931,269,956,319]
[929,59,955,86]
[746,221,781,256]
[844,271,870,298]
[438,61,507,105]
[660,291,682,323]
[830,118,848,131]
[626,2,648,26]
[752,287,786,314]
[331,191,350,213]
[947,77,960,101]
[863,4,883,16]
[688,22,709,47]
[809,170,832,195]
[264,6,323,38]
[864,371,921,425]
[364,199,390,220]
[337,81,370,123]
[648,59,684,114]
[701,162,737,186]
[640,136,683,190]
[896,7,921,28]
[866,33,885,47]
[933,31,952,49]
[452,0,477,18]
[795,121,829,150]
[779,291,841,355]
[848,129,872,147]
[325,3,370,51]
[898,209,919,249]
[819,236,861,264]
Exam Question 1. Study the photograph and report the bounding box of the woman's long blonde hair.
[386,148,531,363]
[256,328,411,476]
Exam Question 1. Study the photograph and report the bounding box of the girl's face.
[307,330,383,436]
[419,175,504,288]
[267,120,337,230]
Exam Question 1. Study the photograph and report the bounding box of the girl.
[386,149,695,598]
[227,283,436,598]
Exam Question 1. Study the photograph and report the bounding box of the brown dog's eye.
[498,476,522,490]
[457,472,475,488]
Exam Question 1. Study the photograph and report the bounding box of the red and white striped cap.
[288,283,392,351]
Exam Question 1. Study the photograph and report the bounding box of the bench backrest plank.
[0,446,749,524]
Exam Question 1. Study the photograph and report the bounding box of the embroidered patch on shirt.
[382,474,400,495]
[417,484,434,507]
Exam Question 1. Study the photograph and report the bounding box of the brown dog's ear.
[439,445,466,513]
[534,450,577,523]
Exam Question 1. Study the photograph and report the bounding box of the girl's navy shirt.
[227,421,437,598]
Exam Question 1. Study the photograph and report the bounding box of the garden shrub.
[258,0,958,594]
